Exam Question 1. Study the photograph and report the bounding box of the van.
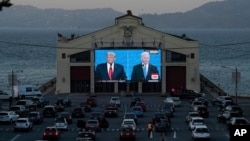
[13,85,42,99]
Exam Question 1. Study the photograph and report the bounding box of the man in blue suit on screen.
[95,52,127,81]
[131,51,160,81]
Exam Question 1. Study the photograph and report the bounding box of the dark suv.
[43,105,57,117]
[192,105,209,118]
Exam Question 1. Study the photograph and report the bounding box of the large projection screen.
[95,49,161,82]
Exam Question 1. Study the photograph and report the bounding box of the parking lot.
[1,90,250,141]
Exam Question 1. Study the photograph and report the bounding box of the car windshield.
[87,121,98,124]
[45,128,56,132]
[112,97,119,100]
[124,121,134,125]
[193,119,204,124]
[196,128,208,133]
[17,120,27,123]
[133,107,141,111]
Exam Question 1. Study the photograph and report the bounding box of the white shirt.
[107,63,114,73]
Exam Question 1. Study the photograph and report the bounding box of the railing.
[38,77,56,93]
[200,74,227,96]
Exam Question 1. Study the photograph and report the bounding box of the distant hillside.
[0,0,250,29]
[142,0,250,28]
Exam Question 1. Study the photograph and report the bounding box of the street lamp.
[9,70,23,107]
[221,66,240,104]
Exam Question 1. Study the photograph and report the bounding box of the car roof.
[191,117,204,120]
[123,119,135,122]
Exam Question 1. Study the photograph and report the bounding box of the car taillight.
[55,132,59,135]
[43,132,47,136]
[120,132,124,135]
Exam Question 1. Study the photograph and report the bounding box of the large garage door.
[166,66,186,93]
[70,66,90,93]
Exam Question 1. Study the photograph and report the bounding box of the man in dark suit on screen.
[131,51,160,81]
[95,52,127,81]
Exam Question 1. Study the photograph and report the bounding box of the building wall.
[56,12,200,94]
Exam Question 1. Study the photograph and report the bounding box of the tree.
[0,0,13,11]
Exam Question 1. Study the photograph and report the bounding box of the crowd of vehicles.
[0,90,250,141]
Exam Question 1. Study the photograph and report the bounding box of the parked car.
[71,107,85,118]
[105,103,118,111]
[186,111,200,123]
[42,105,57,118]
[192,105,209,118]
[58,112,72,124]
[121,119,136,131]
[123,112,138,124]
[217,111,241,123]
[135,102,147,112]
[109,96,121,107]
[43,126,61,141]
[163,97,181,107]
[89,112,103,121]
[0,111,19,124]
[152,112,167,124]
[76,131,96,141]
[86,97,97,107]
[190,101,204,108]
[211,96,234,106]
[15,99,35,108]
[54,117,68,131]
[28,111,43,124]
[85,119,100,132]
[163,102,175,112]
[104,107,118,118]
[130,96,143,107]
[9,105,28,117]
[159,105,174,118]
[217,100,234,111]
[189,117,206,131]
[14,118,33,131]
[154,118,169,132]
[56,98,72,107]
[79,103,92,112]
[32,96,49,108]
[119,126,136,141]
[192,125,210,141]
[222,105,243,116]
[227,117,250,129]
[193,97,208,107]
[131,106,143,118]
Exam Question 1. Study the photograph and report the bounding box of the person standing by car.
[147,121,153,137]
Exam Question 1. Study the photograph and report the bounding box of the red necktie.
[109,66,113,80]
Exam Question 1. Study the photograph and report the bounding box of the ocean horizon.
[0,28,250,96]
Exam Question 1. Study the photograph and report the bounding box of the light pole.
[9,70,23,107]
[221,66,239,104]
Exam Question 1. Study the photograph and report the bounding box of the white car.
[0,90,11,100]
[54,117,68,131]
[0,111,19,124]
[121,119,136,131]
[110,96,121,106]
[189,117,205,131]
[192,125,210,141]
[186,112,200,123]
[14,118,33,131]
[163,97,181,107]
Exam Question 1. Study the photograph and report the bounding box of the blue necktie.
[143,66,147,79]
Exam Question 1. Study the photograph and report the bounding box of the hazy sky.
[11,0,223,15]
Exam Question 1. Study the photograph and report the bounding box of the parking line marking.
[10,134,20,141]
